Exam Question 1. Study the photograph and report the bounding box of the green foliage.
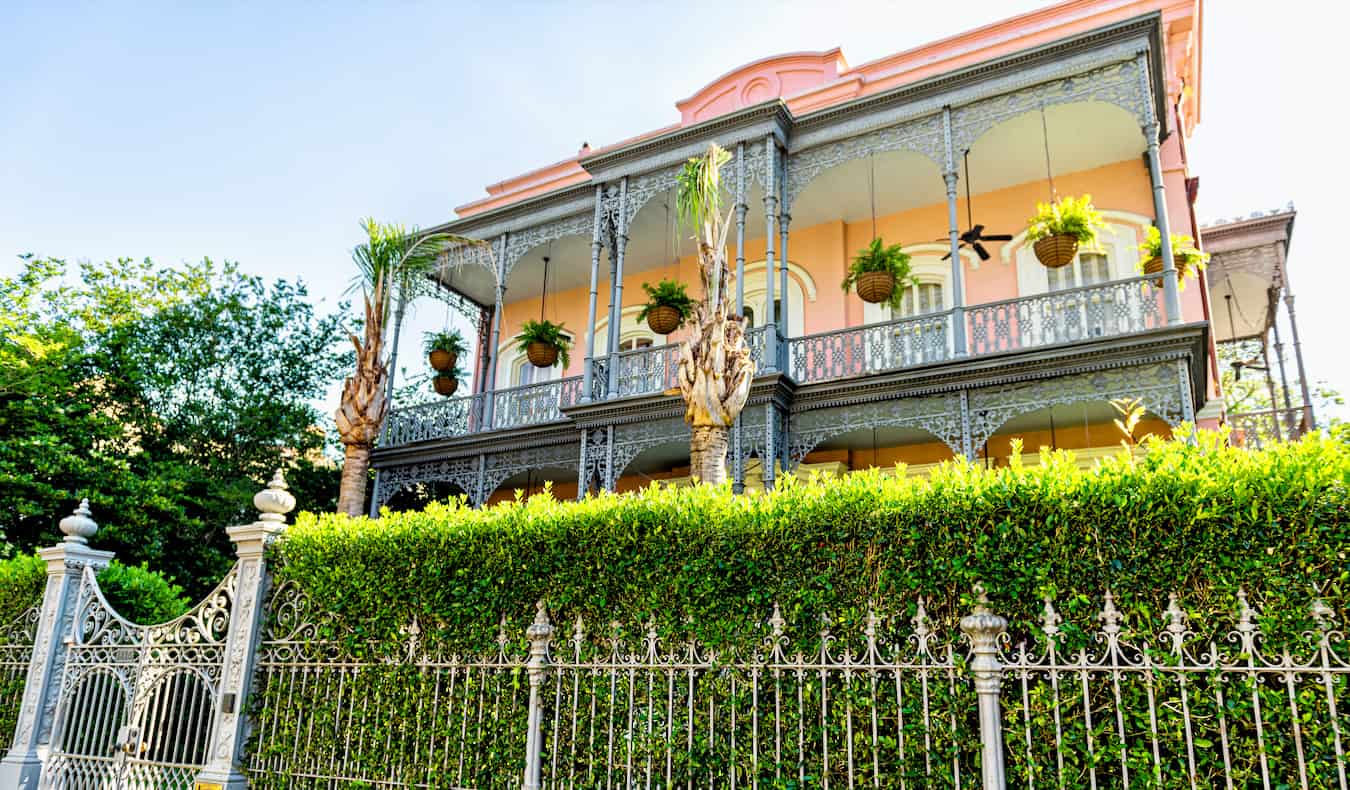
[677,143,732,232]
[422,329,467,357]
[349,220,480,325]
[841,238,914,311]
[0,255,347,595]
[273,432,1346,651]
[635,279,697,327]
[1025,194,1107,245]
[0,553,187,626]
[514,319,571,368]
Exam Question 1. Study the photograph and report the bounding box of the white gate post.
[195,470,295,790]
[961,584,1009,790]
[0,501,115,790]
[521,601,554,790]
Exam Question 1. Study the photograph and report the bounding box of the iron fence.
[0,605,39,747]
[1229,407,1309,450]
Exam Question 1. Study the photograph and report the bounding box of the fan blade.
[941,251,952,261]
[982,233,1014,242]
[973,242,991,261]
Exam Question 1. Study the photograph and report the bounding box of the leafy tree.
[0,255,346,595]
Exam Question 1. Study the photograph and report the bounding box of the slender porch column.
[1137,52,1183,325]
[734,143,748,495]
[196,471,296,790]
[762,136,779,373]
[778,156,791,370]
[1275,242,1316,430]
[581,184,604,403]
[942,106,968,356]
[1269,290,1296,417]
[0,502,114,790]
[483,234,508,427]
[605,179,629,397]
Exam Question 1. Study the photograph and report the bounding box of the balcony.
[381,276,1167,448]
[1228,407,1310,450]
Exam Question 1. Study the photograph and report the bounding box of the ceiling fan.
[940,150,1013,262]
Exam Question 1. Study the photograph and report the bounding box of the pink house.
[371,0,1242,510]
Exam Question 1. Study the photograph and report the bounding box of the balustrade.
[382,279,1175,446]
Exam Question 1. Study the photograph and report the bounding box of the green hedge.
[276,430,1348,650]
[0,553,188,628]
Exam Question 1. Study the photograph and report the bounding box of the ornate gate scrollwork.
[44,564,235,790]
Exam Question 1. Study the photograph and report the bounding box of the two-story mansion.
[372,0,1215,512]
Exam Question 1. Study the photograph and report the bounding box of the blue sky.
[3,1,1344,421]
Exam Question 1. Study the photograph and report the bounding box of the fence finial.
[254,469,296,524]
[1310,598,1336,631]
[960,584,1008,790]
[59,499,98,544]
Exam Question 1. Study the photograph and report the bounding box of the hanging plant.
[636,280,696,335]
[431,363,465,397]
[1138,227,1210,289]
[1026,194,1107,269]
[424,329,467,372]
[842,238,913,309]
[515,319,571,369]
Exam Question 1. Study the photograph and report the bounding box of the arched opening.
[803,425,958,479]
[134,669,215,767]
[496,233,593,386]
[975,399,1171,469]
[484,463,580,506]
[613,439,693,493]
[53,668,129,759]
[382,479,472,513]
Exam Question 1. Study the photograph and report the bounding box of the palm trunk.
[336,443,372,516]
[689,425,729,485]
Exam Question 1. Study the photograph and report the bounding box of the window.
[1047,252,1112,291]
[741,300,781,329]
[510,332,572,387]
[619,337,653,352]
[898,283,944,317]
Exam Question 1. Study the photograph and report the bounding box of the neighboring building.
[1201,205,1316,448]
[371,0,1220,511]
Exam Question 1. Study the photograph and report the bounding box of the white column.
[483,234,508,426]
[1137,52,1182,325]
[778,156,791,360]
[520,602,554,790]
[943,106,968,355]
[733,143,748,495]
[0,502,114,790]
[762,136,779,373]
[582,185,604,402]
[605,179,629,396]
[195,471,296,790]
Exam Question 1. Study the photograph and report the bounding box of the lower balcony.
[382,275,1169,447]
[1228,407,1311,450]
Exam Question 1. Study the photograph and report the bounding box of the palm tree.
[335,219,484,516]
[675,144,756,485]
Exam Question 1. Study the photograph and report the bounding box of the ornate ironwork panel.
[0,604,39,746]
[501,212,595,280]
[788,313,952,385]
[615,344,682,398]
[949,58,1149,154]
[588,358,609,400]
[786,113,945,205]
[381,393,486,446]
[490,376,583,430]
[482,442,582,501]
[1002,591,1349,789]
[245,584,530,789]
[610,418,690,487]
[966,277,1164,356]
[1229,407,1308,450]
[375,457,485,509]
[966,360,1186,452]
[789,392,966,464]
[43,565,235,790]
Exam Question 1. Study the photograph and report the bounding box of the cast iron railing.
[383,279,1172,446]
[1229,406,1309,450]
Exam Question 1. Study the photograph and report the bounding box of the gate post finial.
[522,601,554,790]
[961,583,1009,790]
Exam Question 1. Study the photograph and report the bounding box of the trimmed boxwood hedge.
[274,429,1348,652]
[0,552,188,628]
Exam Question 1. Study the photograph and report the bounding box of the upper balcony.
[383,275,1172,448]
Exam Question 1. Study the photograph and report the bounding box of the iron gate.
[42,563,236,790]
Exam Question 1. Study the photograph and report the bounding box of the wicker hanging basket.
[526,342,559,368]
[1142,256,1164,288]
[1033,234,1079,269]
[646,305,682,335]
[855,271,896,304]
[428,349,457,372]
[432,375,459,397]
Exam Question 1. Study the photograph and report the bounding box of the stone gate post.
[194,470,295,790]
[0,501,115,790]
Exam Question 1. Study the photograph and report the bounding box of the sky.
[2,1,1345,422]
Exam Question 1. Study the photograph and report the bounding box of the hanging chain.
[540,240,552,323]
[869,153,877,241]
[1040,102,1057,200]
